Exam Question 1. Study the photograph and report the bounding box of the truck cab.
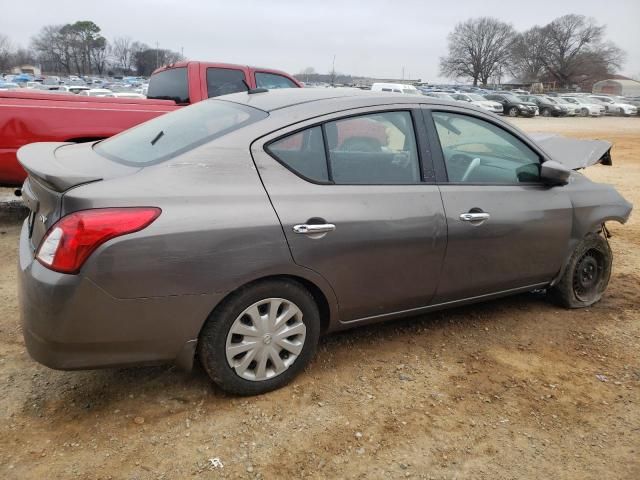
[147,61,301,104]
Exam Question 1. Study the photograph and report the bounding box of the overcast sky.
[2,0,639,81]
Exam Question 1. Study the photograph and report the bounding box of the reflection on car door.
[425,109,573,303]
[252,108,447,322]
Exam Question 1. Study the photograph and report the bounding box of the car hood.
[530,134,613,170]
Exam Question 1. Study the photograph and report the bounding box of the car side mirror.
[540,160,571,186]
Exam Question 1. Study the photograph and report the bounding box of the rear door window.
[267,127,329,182]
[255,72,297,89]
[147,67,189,103]
[207,68,247,98]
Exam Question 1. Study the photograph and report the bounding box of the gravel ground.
[0,116,638,479]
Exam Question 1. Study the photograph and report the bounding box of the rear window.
[95,100,267,166]
[147,67,189,104]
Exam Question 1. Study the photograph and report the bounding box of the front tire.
[198,279,320,395]
[541,108,551,117]
[508,107,519,117]
[549,233,612,308]
[580,108,589,117]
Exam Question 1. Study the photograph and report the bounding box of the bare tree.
[540,14,624,87]
[0,34,13,72]
[508,27,548,82]
[31,21,108,75]
[440,17,516,86]
[112,36,137,73]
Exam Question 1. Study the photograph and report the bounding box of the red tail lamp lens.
[36,208,161,274]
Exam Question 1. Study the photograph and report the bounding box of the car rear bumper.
[18,220,219,371]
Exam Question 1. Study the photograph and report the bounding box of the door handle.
[459,212,490,222]
[293,223,336,234]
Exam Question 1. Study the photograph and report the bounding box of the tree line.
[0,21,185,77]
[440,14,625,88]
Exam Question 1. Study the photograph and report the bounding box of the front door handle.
[459,212,490,222]
[293,223,336,234]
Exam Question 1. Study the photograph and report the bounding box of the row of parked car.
[367,83,639,118]
[0,73,149,98]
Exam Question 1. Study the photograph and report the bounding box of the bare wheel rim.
[225,298,306,382]
[572,249,605,302]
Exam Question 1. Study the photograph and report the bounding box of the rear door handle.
[293,224,336,234]
[459,212,490,222]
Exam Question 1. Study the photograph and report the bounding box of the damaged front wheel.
[549,232,612,308]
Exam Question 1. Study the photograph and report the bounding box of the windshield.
[95,99,268,166]
[467,94,485,101]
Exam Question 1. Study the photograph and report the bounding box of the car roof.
[217,88,450,113]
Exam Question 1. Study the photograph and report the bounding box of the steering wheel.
[461,157,481,182]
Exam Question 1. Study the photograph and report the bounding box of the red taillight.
[36,208,161,274]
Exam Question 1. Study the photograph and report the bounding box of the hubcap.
[226,298,306,381]
[572,249,604,301]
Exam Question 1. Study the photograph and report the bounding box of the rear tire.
[548,233,612,308]
[198,279,320,396]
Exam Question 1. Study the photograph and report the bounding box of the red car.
[0,61,301,187]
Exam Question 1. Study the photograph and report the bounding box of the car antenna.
[242,79,268,94]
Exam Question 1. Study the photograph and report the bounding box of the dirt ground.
[0,117,638,479]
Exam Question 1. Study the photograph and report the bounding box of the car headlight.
[518,104,526,108]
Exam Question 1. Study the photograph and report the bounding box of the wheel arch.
[177,272,337,372]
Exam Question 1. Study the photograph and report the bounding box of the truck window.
[147,67,189,104]
[207,68,247,98]
[255,72,297,89]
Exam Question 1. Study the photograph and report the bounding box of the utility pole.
[331,54,336,87]
[402,66,405,81]
[155,41,159,69]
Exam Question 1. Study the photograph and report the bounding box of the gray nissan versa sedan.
[18,89,632,395]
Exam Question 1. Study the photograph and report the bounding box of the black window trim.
[422,106,550,187]
[264,108,434,186]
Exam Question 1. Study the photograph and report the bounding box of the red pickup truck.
[0,61,301,187]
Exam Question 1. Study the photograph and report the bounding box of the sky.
[2,0,639,82]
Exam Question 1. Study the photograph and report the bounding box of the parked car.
[0,61,301,187]
[622,96,640,115]
[560,96,604,117]
[423,91,455,100]
[550,97,580,116]
[451,93,503,114]
[78,88,116,97]
[588,95,638,116]
[58,85,92,94]
[18,89,632,395]
[113,92,146,99]
[518,95,568,117]
[0,82,20,90]
[370,83,420,94]
[484,93,538,117]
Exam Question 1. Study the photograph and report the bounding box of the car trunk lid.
[18,142,140,248]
